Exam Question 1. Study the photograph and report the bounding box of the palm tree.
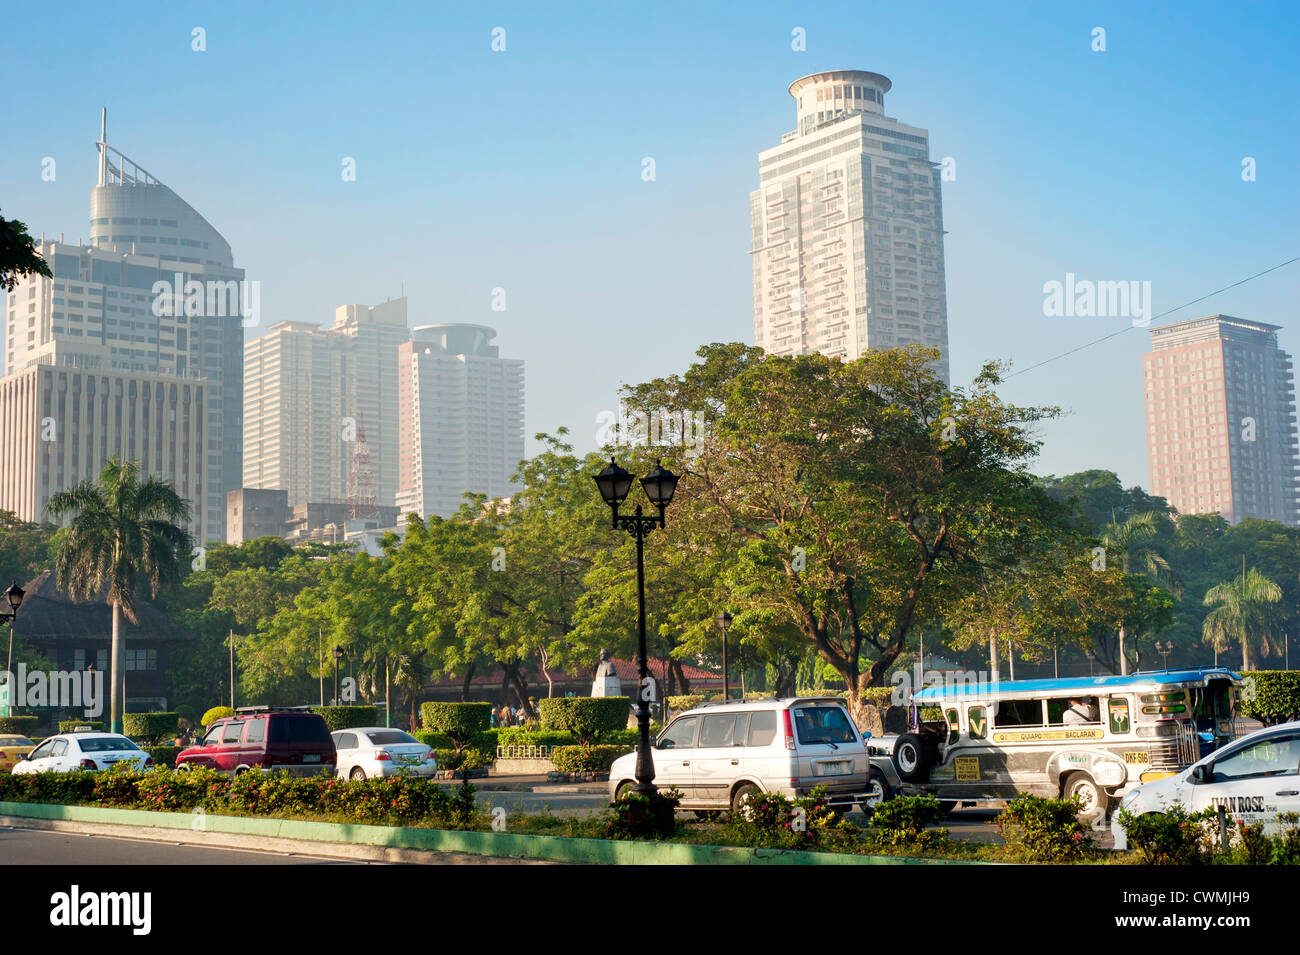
[1099,511,1178,674]
[46,458,191,733]
[1202,567,1282,672]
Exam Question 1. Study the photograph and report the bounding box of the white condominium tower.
[396,324,524,520]
[243,298,409,509]
[750,70,950,382]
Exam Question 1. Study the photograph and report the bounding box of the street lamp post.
[594,458,679,799]
[1,583,26,716]
[716,612,733,701]
[1156,640,1174,671]
[333,645,344,705]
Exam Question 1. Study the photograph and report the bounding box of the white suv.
[608,698,877,812]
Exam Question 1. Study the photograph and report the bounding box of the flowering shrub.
[865,794,947,848]
[605,787,681,839]
[1116,805,1221,865]
[724,786,856,849]
[93,763,144,807]
[997,794,1095,862]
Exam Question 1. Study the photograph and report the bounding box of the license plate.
[400,755,420,764]
[816,761,849,776]
[303,754,320,763]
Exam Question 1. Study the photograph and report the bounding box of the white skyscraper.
[396,324,524,519]
[243,298,409,509]
[750,70,950,381]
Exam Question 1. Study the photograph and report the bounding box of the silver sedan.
[331,727,437,780]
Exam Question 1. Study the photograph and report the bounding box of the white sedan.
[332,727,436,780]
[1112,720,1300,850]
[12,733,153,774]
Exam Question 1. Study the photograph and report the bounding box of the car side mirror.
[1191,764,1211,784]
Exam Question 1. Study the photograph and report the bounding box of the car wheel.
[731,782,761,817]
[860,768,894,810]
[892,732,930,783]
[614,780,635,801]
[175,762,192,773]
[350,767,366,781]
[1062,771,1107,814]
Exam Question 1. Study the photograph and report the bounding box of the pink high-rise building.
[1144,315,1299,526]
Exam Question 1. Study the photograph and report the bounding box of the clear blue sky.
[3,0,1297,489]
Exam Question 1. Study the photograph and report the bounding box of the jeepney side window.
[968,706,987,740]
[944,708,960,745]
[1108,696,1131,734]
[993,699,1044,727]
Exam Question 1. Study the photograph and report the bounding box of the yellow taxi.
[0,735,37,772]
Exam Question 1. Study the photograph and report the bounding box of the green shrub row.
[550,744,631,774]
[143,746,182,769]
[309,706,379,732]
[495,728,572,751]
[430,748,494,772]
[413,729,497,752]
[58,720,104,733]
[0,716,39,735]
[0,765,480,829]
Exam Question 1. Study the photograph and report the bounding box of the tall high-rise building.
[1,114,244,541]
[242,298,409,508]
[750,70,950,381]
[1144,315,1299,526]
[396,324,524,519]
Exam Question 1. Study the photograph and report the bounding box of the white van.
[608,697,881,812]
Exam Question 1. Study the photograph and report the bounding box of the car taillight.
[80,759,97,770]
[0,752,7,760]
[782,710,796,751]
[425,751,435,763]
[375,750,391,761]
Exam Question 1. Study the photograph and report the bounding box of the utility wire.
[1005,256,1300,379]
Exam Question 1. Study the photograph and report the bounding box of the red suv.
[176,707,336,776]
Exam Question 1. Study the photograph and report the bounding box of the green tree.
[0,211,52,292]
[1202,567,1283,671]
[45,457,191,732]
[630,346,1062,721]
[1098,510,1179,673]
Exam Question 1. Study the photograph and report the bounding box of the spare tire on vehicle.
[892,732,930,783]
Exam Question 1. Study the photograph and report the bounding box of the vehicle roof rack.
[233,705,315,713]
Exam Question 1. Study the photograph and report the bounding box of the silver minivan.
[608,697,883,812]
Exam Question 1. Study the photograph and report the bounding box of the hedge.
[0,716,39,735]
[201,706,235,727]
[310,705,379,731]
[495,728,572,752]
[0,766,480,829]
[413,729,497,752]
[538,697,629,745]
[1239,671,1300,726]
[122,712,179,744]
[58,720,104,734]
[420,703,492,752]
[551,744,633,774]
[431,748,494,771]
[668,695,705,712]
[144,746,182,769]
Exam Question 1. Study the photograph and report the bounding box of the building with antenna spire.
[0,111,247,544]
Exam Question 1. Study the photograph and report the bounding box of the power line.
[1005,256,1300,379]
